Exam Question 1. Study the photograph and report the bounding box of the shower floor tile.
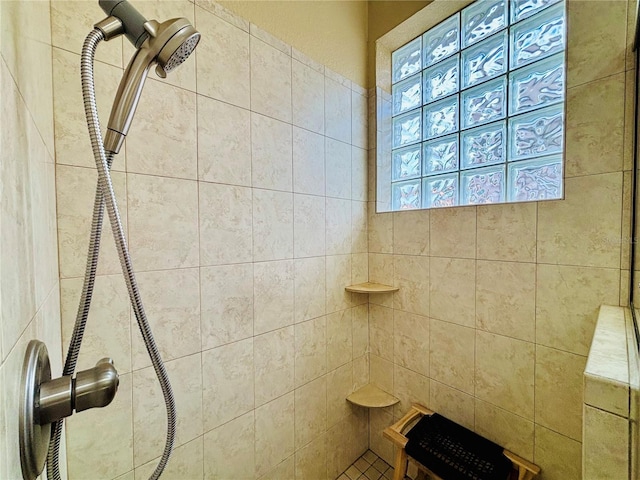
[337,449,408,480]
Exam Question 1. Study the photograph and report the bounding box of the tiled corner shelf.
[347,383,400,408]
[345,282,399,294]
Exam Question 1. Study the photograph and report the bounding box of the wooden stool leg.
[415,467,428,480]
[393,447,408,480]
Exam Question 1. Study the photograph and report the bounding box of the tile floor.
[337,450,401,480]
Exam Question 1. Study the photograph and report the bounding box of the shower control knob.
[20,341,120,480]
[75,357,120,413]
[36,356,120,424]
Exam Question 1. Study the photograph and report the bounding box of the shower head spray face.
[153,20,201,78]
[165,34,200,72]
[99,1,201,154]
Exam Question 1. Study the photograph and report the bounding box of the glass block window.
[390,0,565,210]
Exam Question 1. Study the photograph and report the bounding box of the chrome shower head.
[159,25,200,75]
[144,17,201,79]
[97,0,200,153]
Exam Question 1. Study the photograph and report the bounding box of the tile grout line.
[193,0,207,469]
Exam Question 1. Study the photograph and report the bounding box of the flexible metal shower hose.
[46,28,176,480]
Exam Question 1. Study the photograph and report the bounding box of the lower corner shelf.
[346,383,399,408]
[345,282,399,294]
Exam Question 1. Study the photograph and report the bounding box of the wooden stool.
[383,404,541,480]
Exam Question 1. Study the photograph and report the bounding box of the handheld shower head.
[156,22,200,76]
[97,1,200,153]
[144,17,200,78]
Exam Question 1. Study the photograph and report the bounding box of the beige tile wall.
[5,0,632,478]
[52,1,369,478]
[0,0,65,478]
[367,1,636,479]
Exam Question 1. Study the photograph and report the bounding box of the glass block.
[423,13,460,67]
[423,55,459,104]
[509,52,564,115]
[423,134,459,174]
[392,109,422,148]
[393,73,422,115]
[461,121,506,169]
[461,77,506,129]
[461,0,507,48]
[392,180,421,210]
[392,37,422,84]
[508,155,563,202]
[510,2,565,69]
[392,145,421,181]
[461,165,506,205]
[462,30,507,88]
[424,96,459,139]
[511,0,561,23]
[508,104,563,160]
[423,173,459,208]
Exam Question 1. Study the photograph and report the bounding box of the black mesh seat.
[405,414,512,480]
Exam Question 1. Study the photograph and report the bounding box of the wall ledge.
[582,304,639,480]
[584,305,630,417]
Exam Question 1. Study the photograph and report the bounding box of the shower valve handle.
[20,341,120,479]
[37,358,120,425]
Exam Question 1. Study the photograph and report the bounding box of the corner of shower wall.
[0,0,64,478]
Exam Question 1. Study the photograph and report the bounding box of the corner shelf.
[347,383,400,408]
[345,282,398,294]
